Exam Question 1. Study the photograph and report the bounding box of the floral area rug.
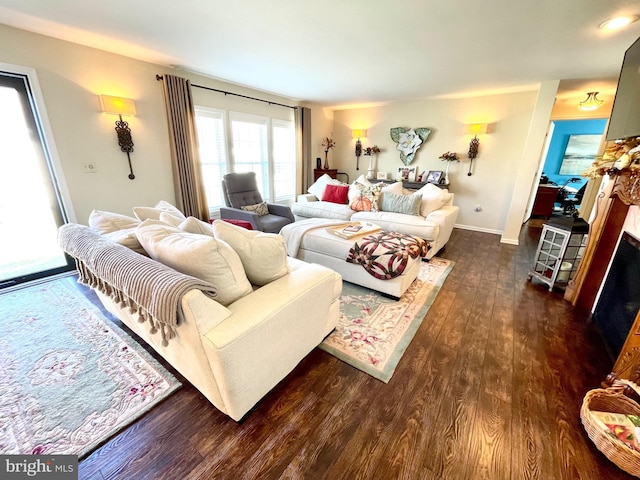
[319,257,454,383]
[0,277,181,458]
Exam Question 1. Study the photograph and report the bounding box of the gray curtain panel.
[160,74,210,220]
[296,106,312,193]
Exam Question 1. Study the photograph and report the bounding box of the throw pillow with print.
[241,201,269,216]
[349,183,383,212]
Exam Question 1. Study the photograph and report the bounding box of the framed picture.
[376,171,388,180]
[426,170,444,184]
[558,134,602,175]
[397,166,417,181]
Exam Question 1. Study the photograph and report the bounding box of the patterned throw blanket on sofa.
[346,232,429,280]
[58,223,218,346]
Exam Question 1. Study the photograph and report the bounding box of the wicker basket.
[581,378,640,477]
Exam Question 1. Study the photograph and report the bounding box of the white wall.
[0,24,298,224]
[1,23,555,237]
[322,90,541,235]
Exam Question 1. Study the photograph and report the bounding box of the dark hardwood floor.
[76,225,634,480]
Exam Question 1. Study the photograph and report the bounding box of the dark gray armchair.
[219,172,295,233]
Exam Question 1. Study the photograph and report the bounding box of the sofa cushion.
[413,183,450,217]
[349,183,383,212]
[380,193,423,216]
[351,211,441,242]
[135,220,252,306]
[308,174,342,200]
[241,201,269,216]
[322,184,349,204]
[211,219,289,286]
[292,201,354,221]
[89,210,140,233]
[133,200,187,222]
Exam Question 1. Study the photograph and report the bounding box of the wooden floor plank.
[33,225,635,479]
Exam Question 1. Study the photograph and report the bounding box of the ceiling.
[1,0,639,107]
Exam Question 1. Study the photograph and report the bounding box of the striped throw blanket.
[58,223,218,346]
[346,231,429,280]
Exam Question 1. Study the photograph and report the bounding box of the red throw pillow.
[322,184,349,204]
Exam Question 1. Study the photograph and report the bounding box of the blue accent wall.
[542,119,607,189]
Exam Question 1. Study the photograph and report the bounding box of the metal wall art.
[390,127,431,165]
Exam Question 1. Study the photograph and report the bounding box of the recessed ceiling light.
[599,15,639,30]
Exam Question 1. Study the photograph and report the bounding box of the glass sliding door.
[0,71,73,288]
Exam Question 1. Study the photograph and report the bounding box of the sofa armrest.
[200,262,341,420]
[426,204,459,251]
[267,203,295,221]
[219,207,260,230]
[296,194,319,202]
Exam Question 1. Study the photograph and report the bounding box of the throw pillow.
[135,220,252,306]
[211,219,289,286]
[307,174,342,200]
[322,184,350,204]
[178,216,215,237]
[378,181,405,208]
[133,200,187,222]
[380,193,423,216]
[159,211,185,227]
[241,201,269,216]
[414,183,449,217]
[89,210,140,233]
[353,174,372,187]
[349,183,383,212]
[103,227,147,255]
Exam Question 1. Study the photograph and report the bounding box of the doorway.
[0,69,74,288]
[528,118,607,222]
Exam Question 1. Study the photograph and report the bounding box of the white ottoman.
[285,223,422,299]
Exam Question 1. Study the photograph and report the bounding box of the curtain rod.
[155,74,297,110]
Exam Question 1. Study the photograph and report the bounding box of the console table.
[377,179,449,190]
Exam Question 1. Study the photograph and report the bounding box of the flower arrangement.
[321,136,336,153]
[439,151,459,162]
[583,137,640,178]
[364,145,381,156]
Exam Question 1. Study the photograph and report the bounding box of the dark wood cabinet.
[532,185,558,218]
[314,169,338,181]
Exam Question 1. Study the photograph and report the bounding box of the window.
[229,112,269,199]
[195,107,295,214]
[194,108,228,211]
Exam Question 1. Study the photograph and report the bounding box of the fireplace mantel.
[565,171,639,310]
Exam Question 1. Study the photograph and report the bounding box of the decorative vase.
[366,155,375,180]
[316,157,322,169]
[324,151,329,169]
[444,161,451,185]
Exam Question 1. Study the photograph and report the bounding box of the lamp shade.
[466,123,488,136]
[352,129,367,139]
[99,95,137,116]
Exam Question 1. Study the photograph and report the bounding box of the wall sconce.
[466,123,488,176]
[352,129,367,170]
[99,94,137,180]
[578,92,604,111]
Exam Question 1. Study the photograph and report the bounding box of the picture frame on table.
[426,170,444,184]
[397,166,417,181]
[376,171,388,180]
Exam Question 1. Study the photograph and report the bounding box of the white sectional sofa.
[292,175,459,259]
[58,204,342,421]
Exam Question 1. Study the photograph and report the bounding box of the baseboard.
[453,223,503,236]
